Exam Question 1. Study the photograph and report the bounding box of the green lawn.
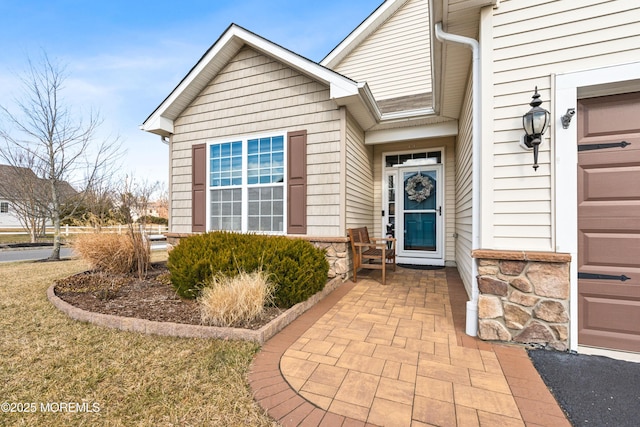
[0,259,277,426]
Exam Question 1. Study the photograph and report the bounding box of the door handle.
[438,206,442,216]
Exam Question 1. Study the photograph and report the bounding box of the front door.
[577,91,640,353]
[386,164,443,264]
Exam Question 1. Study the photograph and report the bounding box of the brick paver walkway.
[249,267,571,426]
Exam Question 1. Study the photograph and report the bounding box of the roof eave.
[141,24,367,137]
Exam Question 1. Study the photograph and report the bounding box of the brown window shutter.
[287,130,307,234]
[192,143,206,233]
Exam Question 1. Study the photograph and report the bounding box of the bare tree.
[0,53,122,259]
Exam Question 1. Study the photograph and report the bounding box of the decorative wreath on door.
[405,174,433,203]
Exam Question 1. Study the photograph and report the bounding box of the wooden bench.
[347,226,396,285]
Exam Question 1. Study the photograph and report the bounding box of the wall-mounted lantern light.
[522,87,550,171]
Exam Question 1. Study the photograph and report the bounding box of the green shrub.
[167,232,329,308]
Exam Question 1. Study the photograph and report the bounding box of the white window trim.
[206,131,288,234]
[555,61,640,355]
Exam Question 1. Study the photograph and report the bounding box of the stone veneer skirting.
[165,233,350,281]
[472,249,571,351]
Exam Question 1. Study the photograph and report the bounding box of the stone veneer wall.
[472,250,571,351]
[165,233,350,281]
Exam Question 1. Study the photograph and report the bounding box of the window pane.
[272,135,284,152]
[272,152,284,167]
[248,201,259,215]
[210,142,242,188]
[385,155,399,167]
[248,139,259,154]
[210,144,220,158]
[248,216,259,230]
[211,189,241,231]
[247,185,283,232]
[248,154,258,169]
[233,200,241,215]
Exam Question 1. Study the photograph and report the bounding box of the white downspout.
[434,22,481,337]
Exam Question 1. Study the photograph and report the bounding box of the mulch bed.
[53,262,282,330]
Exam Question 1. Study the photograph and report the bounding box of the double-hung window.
[209,134,285,233]
[0,201,8,213]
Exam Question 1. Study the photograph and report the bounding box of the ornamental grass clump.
[199,270,275,327]
[73,233,146,274]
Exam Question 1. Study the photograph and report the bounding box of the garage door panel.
[579,231,640,268]
[579,92,640,138]
[581,166,640,200]
[578,330,640,353]
[578,91,640,353]
[578,285,640,353]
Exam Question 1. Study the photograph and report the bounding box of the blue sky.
[0,0,382,188]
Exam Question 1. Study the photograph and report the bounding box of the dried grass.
[0,258,277,426]
[199,270,275,327]
[73,233,149,275]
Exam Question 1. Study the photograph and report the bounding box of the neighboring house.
[0,164,77,229]
[0,199,19,227]
[143,201,169,220]
[142,0,640,360]
[0,165,42,228]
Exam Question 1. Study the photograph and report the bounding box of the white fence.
[0,225,168,237]
[60,224,168,236]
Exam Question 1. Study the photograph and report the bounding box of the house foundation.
[472,250,571,351]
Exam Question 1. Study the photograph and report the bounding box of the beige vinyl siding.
[372,136,456,263]
[488,0,640,251]
[332,0,431,101]
[345,112,374,231]
[455,76,473,296]
[169,46,342,236]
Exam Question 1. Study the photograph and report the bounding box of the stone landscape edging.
[47,276,343,344]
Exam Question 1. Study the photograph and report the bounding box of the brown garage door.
[578,91,640,353]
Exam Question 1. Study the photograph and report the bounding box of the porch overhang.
[365,120,458,145]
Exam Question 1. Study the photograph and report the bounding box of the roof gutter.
[434,22,481,337]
